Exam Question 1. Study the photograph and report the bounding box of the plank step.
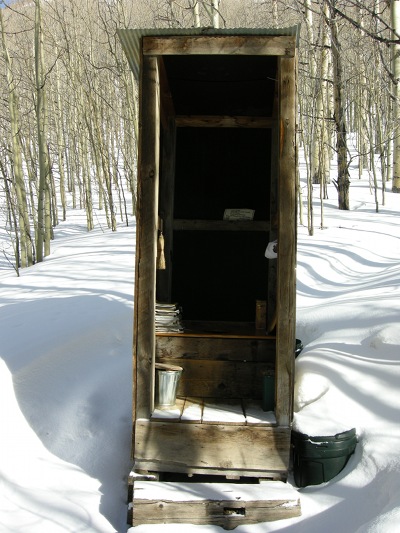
[130,480,301,529]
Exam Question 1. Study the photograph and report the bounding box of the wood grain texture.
[156,333,275,361]
[143,35,297,57]
[134,419,291,476]
[275,56,297,427]
[132,480,301,528]
[171,359,273,398]
[175,115,275,128]
[134,56,160,420]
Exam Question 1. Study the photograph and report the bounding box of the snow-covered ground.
[1,149,400,532]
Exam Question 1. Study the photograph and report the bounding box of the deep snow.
[1,148,400,532]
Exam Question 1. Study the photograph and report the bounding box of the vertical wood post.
[157,115,176,302]
[133,55,160,422]
[276,55,297,427]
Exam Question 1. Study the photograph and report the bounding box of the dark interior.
[173,128,271,220]
[171,127,271,321]
[163,54,277,116]
[158,54,276,322]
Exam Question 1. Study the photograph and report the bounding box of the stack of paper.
[155,302,184,333]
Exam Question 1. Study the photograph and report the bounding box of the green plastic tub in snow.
[292,428,357,487]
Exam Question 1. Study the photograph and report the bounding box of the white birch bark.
[327,0,350,210]
[212,0,220,28]
[391,0,400,192]
[34,0,51,262]
[0,8,33,268]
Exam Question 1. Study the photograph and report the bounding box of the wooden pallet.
[129,477,301,529]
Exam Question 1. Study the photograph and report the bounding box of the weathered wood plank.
[276,55,297,427]
[267,118,279,333]
[143,35,297,57]
[132,481,301,528]
[180,321,275,338]
[134,420,291,476]
[157,320,276,338]
[163,359,273,399]
[156,334,275,361]
[134,55,160,421]
[175,115,276,128]
[157,57,175,130]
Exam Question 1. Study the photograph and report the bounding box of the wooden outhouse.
[118,27,300,528]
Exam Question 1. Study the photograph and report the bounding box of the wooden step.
[130,480,301,529]
[134,420,290,478]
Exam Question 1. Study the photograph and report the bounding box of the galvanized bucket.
[156,368,182,408]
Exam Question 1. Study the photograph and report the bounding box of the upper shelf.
[156,320,276,340]
[173,219,271,232]
[175,115,276,128]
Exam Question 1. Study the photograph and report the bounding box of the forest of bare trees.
[0,0,399,271]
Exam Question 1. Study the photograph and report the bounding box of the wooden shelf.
[173,219,270,232]
[175,114,276,128]
[156,320,275,340]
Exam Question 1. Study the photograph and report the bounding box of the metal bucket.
[156,369,182,408]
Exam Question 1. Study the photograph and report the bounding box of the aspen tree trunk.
[122,73,138,214]
[102,0,138,214]
[316,0,331,199]
[21,134,37,235]
[54,54,67,221]
[299,99,314,236]
[68,125,77,208]
[327,0,350,210]
[35,0,51,261]
[357,79,368,179]
[203,0,220,28]
[357,5,369,178]
[212,0,220,28]
[0,8,33,268]
[0,155,21,274]
[373,0,386,206]
[81,129,94,231]
[305,0,318,185]
[367,95,380,212]
[391,0,400,192]
[387,137,393,184]
[193,1,201,27]
[272,0,278,27]
[44,179,52,256]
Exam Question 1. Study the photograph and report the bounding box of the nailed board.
[131,480,301,528]
[135,420,291,477]
[159,359,274,398]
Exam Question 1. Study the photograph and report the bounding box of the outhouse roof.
[117,26,300,81]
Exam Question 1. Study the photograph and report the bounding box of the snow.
[2,148,400,532]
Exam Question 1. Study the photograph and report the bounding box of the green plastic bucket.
[262,374,275,411]
[295,339,303,358]
[292,428,357,487]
